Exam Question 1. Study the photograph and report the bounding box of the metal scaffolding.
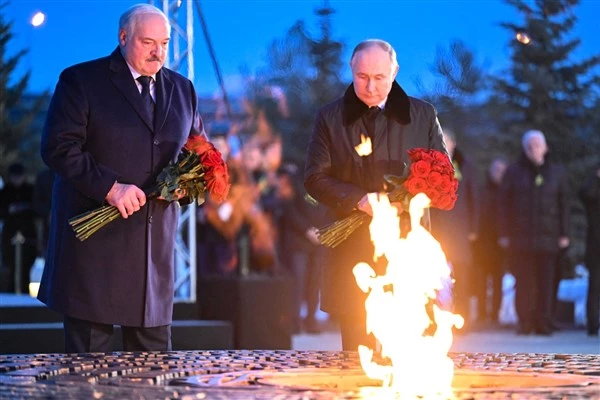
[149,0,197,303]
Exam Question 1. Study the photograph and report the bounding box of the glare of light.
[31,11,46,27]
[29,282,40,298]
[516,31,531,45]
[177,0,182,7]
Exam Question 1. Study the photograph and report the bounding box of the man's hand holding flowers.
[71,134,230,241]
[105,182,147,219]
[318,148,458,248]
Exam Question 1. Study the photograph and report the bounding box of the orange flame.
[353,193,464,397]
[354,134,372,157]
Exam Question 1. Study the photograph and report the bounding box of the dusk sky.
[5,0,600,98]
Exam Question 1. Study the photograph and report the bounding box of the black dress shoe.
[588,328,599,337]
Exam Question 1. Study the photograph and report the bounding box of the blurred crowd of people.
[1,95,598,338]
[432,129,599,337]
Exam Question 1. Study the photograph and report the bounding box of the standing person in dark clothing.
[38,4,204,353]
[498,130,570,336]
[473,157,508,325]
[304,39,448,351]
[579,163,600,337]
[431,129,479,329]
[276,166,323,334]
[0,163,37,294]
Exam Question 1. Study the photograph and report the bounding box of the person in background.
[0,163,37,294]
[498,130,570,336]
[579,162,600,337]
[304,39,447,351]
[430,129,479,330]
[276,165,323,333]
[196,130,240,277]
[38,4,204,352]
[473,157,508,326]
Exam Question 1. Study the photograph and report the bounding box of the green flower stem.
[316,187,410,248]
[68,205,114,226]
[76,209,122,241]
[73,207,121,237]
[71,206,116,231]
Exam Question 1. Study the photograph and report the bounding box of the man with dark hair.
[304,39,448,350]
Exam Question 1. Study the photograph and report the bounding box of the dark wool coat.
[579,170,600,269]
[38,48,203,327]
[497,154,570,254]
[304,82,447,316]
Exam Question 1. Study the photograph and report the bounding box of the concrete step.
[0,320,233,354]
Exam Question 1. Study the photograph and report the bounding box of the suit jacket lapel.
[154,68,174,133]
[108,48,154,131]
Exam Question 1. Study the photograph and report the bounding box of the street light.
[31,11,46,28]
[516,31,531,45]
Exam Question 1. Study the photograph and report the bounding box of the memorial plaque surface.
[1,350,599,399]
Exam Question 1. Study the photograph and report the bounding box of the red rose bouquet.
[69,134,230,241]
[317,148,458,248]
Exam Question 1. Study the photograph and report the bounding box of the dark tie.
[365,106,380,138]
[361,106,381,190]
[137,75,155,121]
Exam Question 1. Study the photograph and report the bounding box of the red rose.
[452,178,459,192]
[405,177,429,195]
[425,188,442,204]
[410,160,431,178]
[407,148,424,160]
[205,164,230,203]
[201,148,225,168]
[427,171,443,187]
[185,134,213,155]
[434,151,450,163]
[407,148,435,163]
[437,175,454,194]
[437,193,457,210]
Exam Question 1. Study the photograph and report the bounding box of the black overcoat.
[304,82,447,316]
[38,48,203,327]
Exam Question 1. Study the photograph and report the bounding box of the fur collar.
[342,81,411,126]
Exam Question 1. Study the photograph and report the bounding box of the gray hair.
[118,4,170,43]
[521,129,546,150]
[350,39,398,69]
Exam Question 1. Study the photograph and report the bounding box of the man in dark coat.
[276,166,324,333]
[473,157,508,324]
[304,39,447,350]
[430,129,479,329]
[579,163,600,336]
[498,130,570,336]
[38,4,204,352]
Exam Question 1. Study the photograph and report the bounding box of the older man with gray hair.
[498,129,570,336]
[304,38,448,350]
[39,3,204,353]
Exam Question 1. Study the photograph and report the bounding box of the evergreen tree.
[0,1,48,177]
[493,0,600,164]
[493,0,600,268]
[416,39,499,180]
